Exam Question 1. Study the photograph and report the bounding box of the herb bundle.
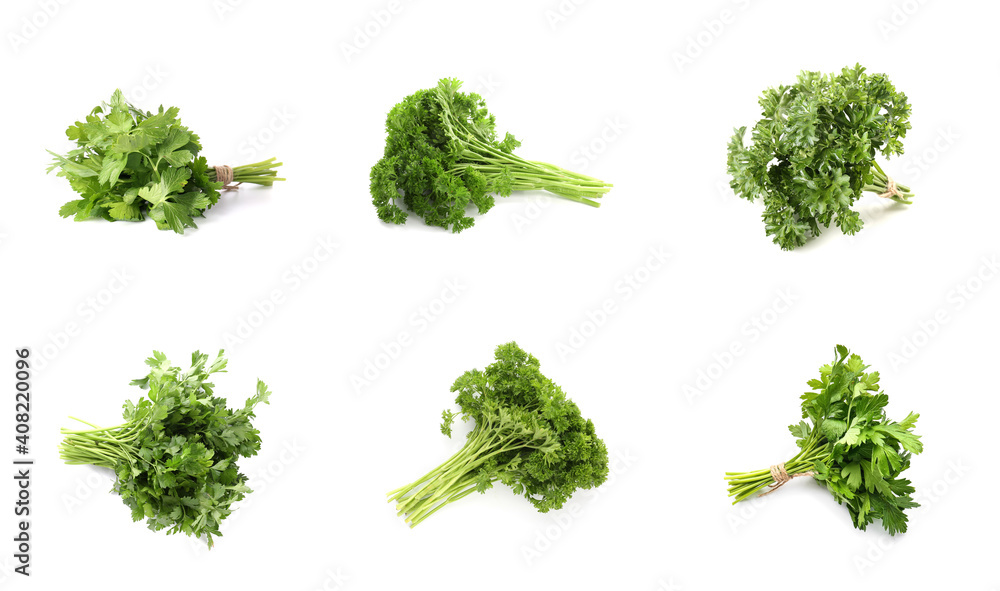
[727,65,913,250]
[371,78,613,232]
[725,346,922,534]
[388,342,609,526]
[48,90,283,234]
[59,350,271,547]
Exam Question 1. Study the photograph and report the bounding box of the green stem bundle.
[388,424,532,527]
[448,159,610,206]
[723,345,922,535]
[370,78,613,232]
[449,133,612,206]
[209,157,285,187]
[862,161,914,204]
[49,90,286,234]
[724,436,829,503]
[59,419,142,470]
[386,342,608,527]
[58,350,271,546]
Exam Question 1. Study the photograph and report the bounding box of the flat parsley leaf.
[48,91,283,234]
[59,350,272,547]
[726,346,922,535]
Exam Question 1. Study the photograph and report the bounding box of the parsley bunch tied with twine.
[48,90,283,234]
[725,346,922,535]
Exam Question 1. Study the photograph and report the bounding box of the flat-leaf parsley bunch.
[48,90,283,234]
[725,346,922,535]
[59,350,271,547]
[727,65,913,250]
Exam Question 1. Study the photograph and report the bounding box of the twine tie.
[214,165,240,191]
[758,463,815,497]
[877,176,902,200]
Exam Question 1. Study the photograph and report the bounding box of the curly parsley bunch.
[371,78,613,232]
[727,65,913,250]
[48,90,283,234]
[388,342,609,526]
[59,350,271,547]
[725,346,922,535]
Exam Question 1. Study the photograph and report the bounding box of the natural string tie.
[214,165,240,191]
[758,463,815,497]
[877,176,902,200]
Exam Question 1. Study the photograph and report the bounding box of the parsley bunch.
[59,350,271,547]
[388,342,609,526]
[725,346,922,535]
[727,65,913,250]
[370,78,613,232]
[48,90,284,234]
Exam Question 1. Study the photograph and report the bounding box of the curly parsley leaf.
[388,342,609,526]
[371,78,613,232]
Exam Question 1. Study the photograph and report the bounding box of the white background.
[1,0,997,589]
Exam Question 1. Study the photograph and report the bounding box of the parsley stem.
[724,437,830,502]
[389,424,543,527]
[208,157,286,186]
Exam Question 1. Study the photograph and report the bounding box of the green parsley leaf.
[48,91,284,234]
[371,78,612,232]
[727,65,915,250]
[726,345,922,535]
[59,350,272,547]
[388,342,609,526]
